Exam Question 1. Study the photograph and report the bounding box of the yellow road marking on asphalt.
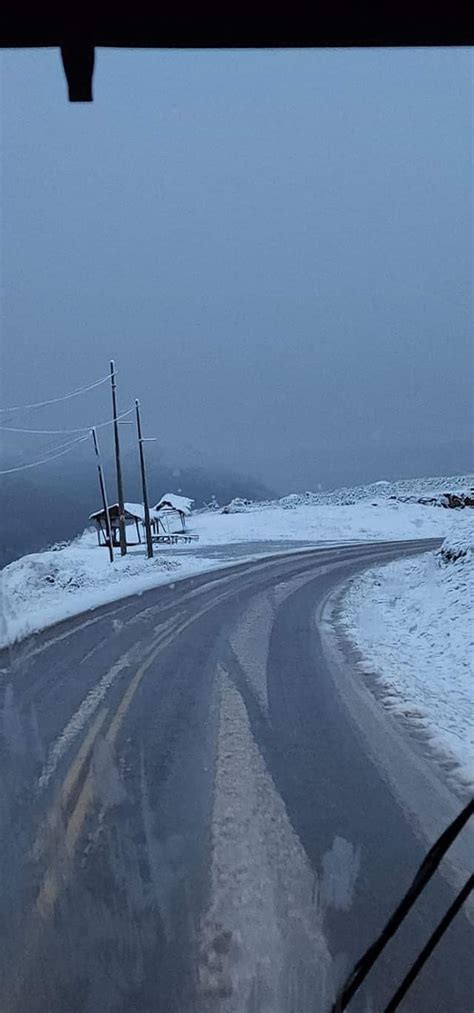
[37,636,165,918]
[35,602,225,921]
[64,773,95,857]
[34,627,175,920]
[34,760,95,915]
[58,705,108,809]
[106,638,166,746]
[35,716,105,918]
[32,706,108,863]
[35,866,62,919]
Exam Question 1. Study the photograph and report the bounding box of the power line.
[0,434,89,475]
[0,372,110,415]
[0,406,135,435]
[42,433,91,454]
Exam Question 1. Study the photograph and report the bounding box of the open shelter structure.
[90,502,161,547]
[153,494,194,534]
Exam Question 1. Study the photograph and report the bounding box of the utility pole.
[91,427,114,563]
[135,399,154,559]
[110,359,127,556]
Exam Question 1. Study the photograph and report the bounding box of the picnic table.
[153,533,199,545]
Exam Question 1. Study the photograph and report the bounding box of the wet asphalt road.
[0,540,473,1012]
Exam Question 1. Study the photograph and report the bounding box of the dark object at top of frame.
[1,10,473,102]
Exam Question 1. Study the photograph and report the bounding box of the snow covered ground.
[0,533,210,650]
[340,526,474,789]
[192,498,470,545]
[1,475,473,650]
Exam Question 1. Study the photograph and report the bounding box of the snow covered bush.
[221,498,255,514]
[439,529,474,565]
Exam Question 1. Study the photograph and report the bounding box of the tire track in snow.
[197,666,334,1012]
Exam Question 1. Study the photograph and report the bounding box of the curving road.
[0,540,472,1012]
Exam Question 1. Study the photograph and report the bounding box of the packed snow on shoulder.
[0,530,217,649]
[1,473,472,650]
[340,525,474,788]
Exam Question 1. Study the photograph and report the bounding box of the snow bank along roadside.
[0,535,227,651]
[1,491,472,652]
[339,528,474,789]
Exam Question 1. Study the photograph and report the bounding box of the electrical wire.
[0,434,90,475]
[0,373,110,415]
[0,406,135,435]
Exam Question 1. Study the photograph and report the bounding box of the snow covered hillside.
[1,474,473,650]
[340,526,474,789]
[217,473,473,511]
[192,498,470,545]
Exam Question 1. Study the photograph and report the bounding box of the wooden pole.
[110,360,127,556]
[135,399,153,559]
[91,427,114,562]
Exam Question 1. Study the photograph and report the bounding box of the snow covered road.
[2,494,472,649]
[1,542,473,1012]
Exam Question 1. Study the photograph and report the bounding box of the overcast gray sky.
[1,47,472,492]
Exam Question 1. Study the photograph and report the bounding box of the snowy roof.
[153,493,194,516]
[90,502,161,522]
[124,502,162,522]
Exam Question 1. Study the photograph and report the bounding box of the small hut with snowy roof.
[153,493,194,533]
